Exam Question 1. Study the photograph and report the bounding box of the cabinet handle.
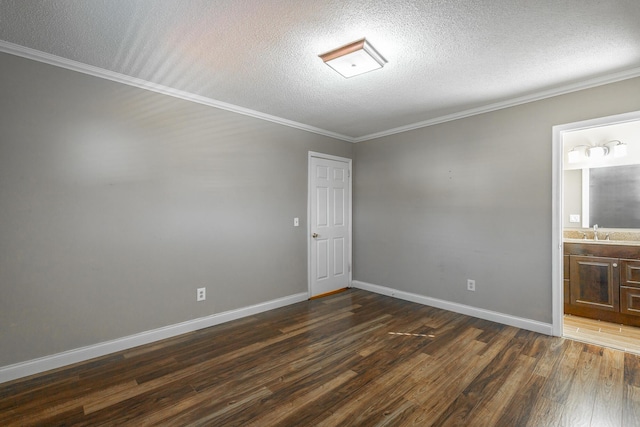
[613,263,618,267]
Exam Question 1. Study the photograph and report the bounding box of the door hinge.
[348,170,351,178]
[348,263,351,273]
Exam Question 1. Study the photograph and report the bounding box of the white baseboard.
[351,280,553,335]
[0,292,308,385]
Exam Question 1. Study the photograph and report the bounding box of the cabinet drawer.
[621,286,640,317]
[622,260,640,288]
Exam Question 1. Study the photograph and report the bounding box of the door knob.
[613,263,618,267]
[312,233,319,238]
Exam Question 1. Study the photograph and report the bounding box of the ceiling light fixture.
[319,38,387,78]
[567,140,627,163]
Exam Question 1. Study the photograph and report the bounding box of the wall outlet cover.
[569,214,580,223]
[467,279,476,291]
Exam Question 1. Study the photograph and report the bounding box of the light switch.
[569,214,580,223]
[294,217,299,227]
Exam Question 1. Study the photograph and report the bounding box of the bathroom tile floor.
[564,314,640,355]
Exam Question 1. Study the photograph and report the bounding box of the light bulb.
[567,149,582,163]
[614,143,627,158]
[587,146,607,159]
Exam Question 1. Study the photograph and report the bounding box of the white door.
[309,153,351,297]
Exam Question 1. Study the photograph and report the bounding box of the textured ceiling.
[1,0,640,141]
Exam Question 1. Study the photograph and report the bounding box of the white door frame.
[307,151,353,298]
[551,109,640,336]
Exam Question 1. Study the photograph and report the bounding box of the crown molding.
[0,40,356,143]
[354,66,640,142]
[2,40,639,144]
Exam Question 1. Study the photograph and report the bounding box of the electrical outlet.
[197,287,206,301]
[467,279,476,292]
[569,214,580,223]
[294,217,299,227]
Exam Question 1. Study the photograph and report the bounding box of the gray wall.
[0,53,353,367]
[353,77,640,324]
[3,49,640,370]
[564,169,582,229]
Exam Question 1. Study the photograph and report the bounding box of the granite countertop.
[564,230,640,246]
[563,238,640,247]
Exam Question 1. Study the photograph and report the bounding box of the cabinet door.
[621,260,640,288]
[569,256,619,312]
[621,286,640,317]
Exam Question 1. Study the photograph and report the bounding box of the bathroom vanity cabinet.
[564,242,640,327]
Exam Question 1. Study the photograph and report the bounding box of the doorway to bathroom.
[552,110,640,353]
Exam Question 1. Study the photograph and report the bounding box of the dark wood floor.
[1,289,640,426]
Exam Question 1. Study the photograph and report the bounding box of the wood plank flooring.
[564,314,640,355]
[1,289,640,426]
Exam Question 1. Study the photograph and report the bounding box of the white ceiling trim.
[354,66,640,143]
[2,40,640,144]
[0,40,356,143]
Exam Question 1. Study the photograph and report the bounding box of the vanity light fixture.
[567,140,627,163]
[319,38,387,78]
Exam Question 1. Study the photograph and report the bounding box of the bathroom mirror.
[563,118,640,230]
[586,164,640,228]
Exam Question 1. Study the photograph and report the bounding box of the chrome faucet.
[593,224,598,241]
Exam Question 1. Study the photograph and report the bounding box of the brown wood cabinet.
[621,286,640,316]
[569,255,619,312]
[620,259,640,317]
[622,260,640,287]
[564,242,640,327]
